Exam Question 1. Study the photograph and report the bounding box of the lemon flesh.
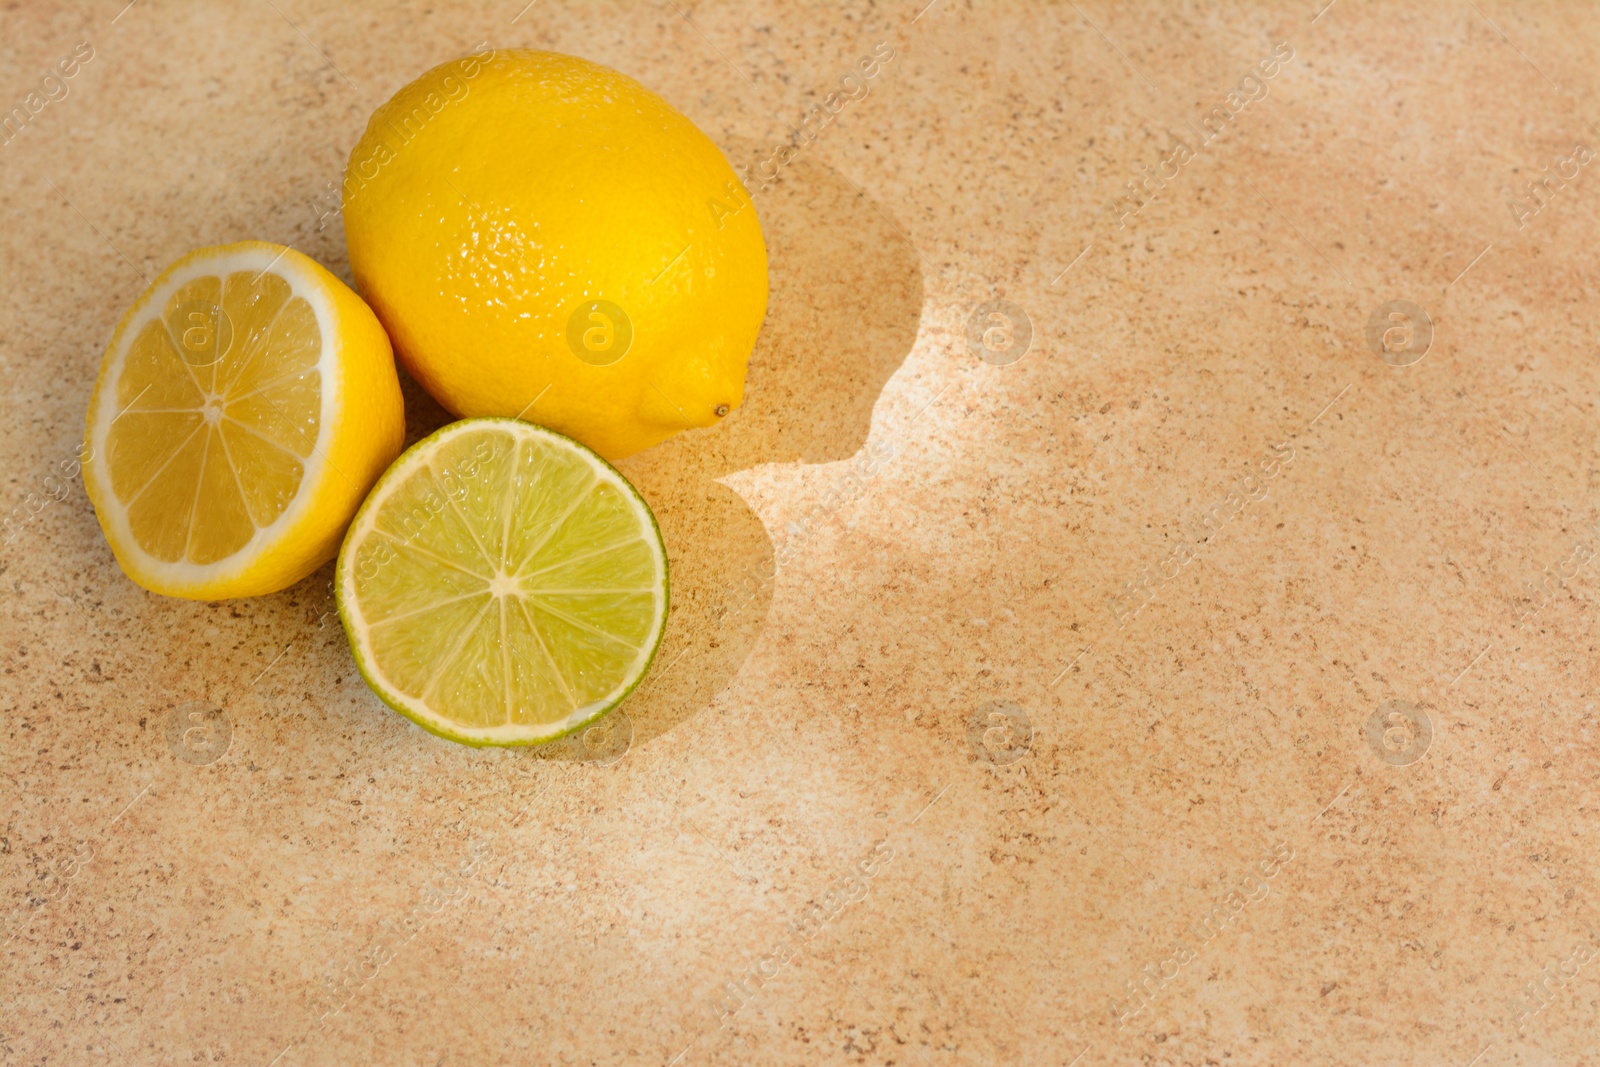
[342,48,769,460]
[336,419,668,746]
[83,242,404,599]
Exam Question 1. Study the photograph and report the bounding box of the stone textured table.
[5,2,1600,1064]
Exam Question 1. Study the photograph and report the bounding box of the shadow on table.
[397,140,924,757]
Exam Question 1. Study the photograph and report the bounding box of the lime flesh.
[336,418,668,745]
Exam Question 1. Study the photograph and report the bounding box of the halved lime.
[336,418,668,746]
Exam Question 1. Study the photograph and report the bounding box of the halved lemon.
[335,418,669,746]
[83,242,404,599]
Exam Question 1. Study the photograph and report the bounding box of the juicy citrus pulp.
[83,242,404,599]
[336,419,669,746]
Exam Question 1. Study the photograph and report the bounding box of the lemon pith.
[336,418,669,746]
[83,242,404,599]
[342,48,769,460]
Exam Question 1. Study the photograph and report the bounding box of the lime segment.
[337,418,669,746]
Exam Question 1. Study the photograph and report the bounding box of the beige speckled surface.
[7,1,1600,1064]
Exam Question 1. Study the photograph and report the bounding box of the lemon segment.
[336,419,668,746]
[83,242,404,599]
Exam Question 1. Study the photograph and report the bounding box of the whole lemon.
[342,48,769,460]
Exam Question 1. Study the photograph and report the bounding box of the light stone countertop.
[5,2,1600,1064]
